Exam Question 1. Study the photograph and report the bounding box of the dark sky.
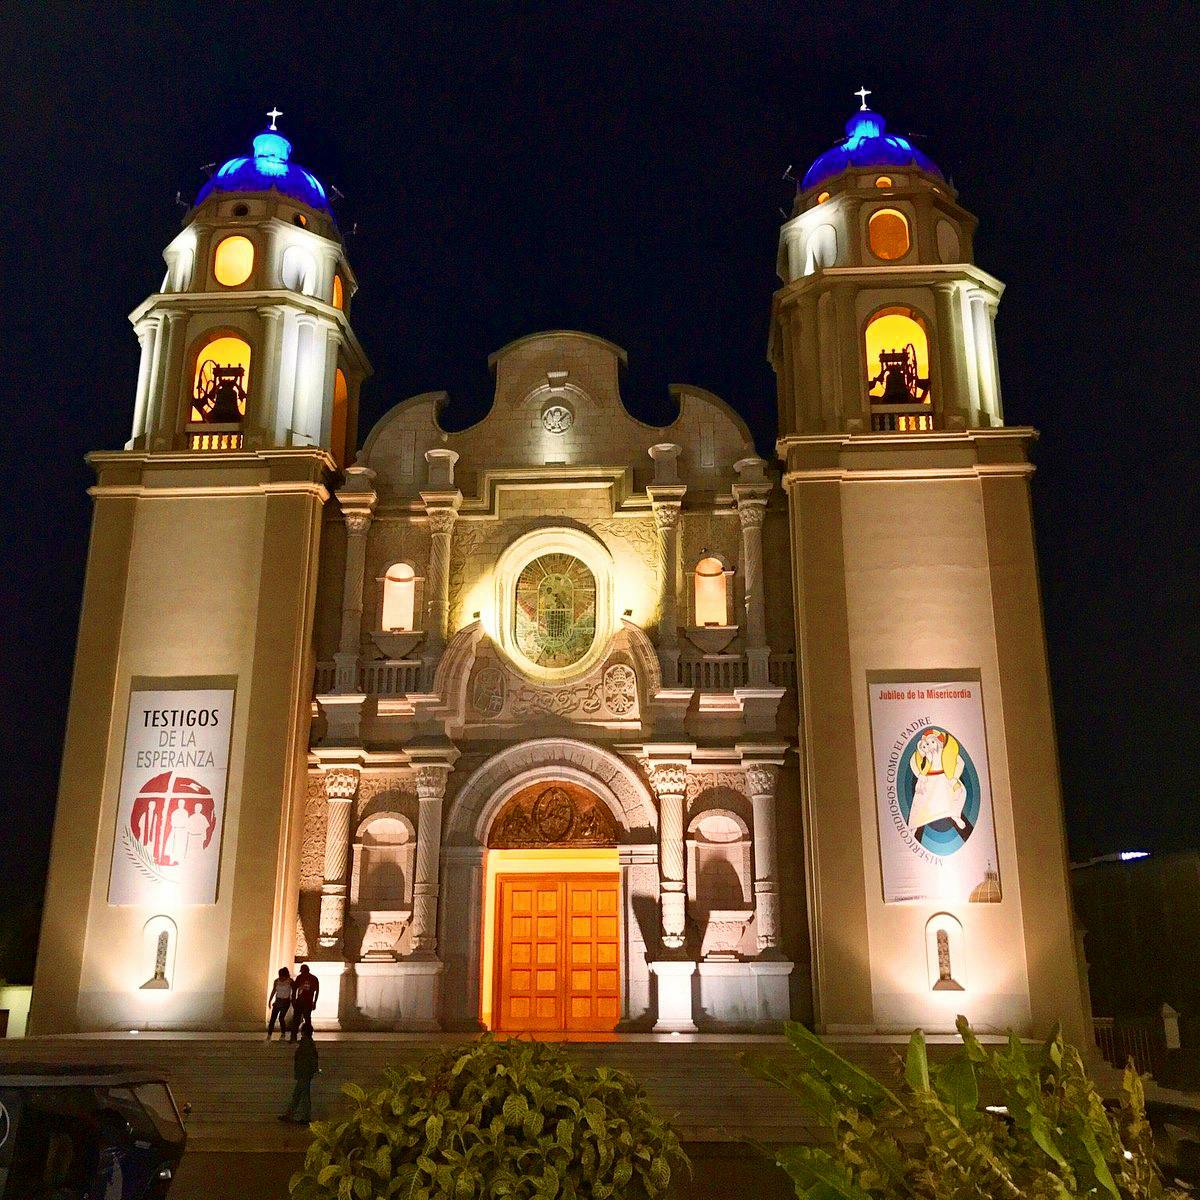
[1,4,1195,973]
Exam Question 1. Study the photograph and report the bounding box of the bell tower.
[129,114,368,461]
[774,97,1088,1045]
[30,115,371,1034]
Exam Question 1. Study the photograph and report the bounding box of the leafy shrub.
[747,1015,1188,1199]
[289,1035,688,1199]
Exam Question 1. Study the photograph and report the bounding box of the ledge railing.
[316,650,797,699]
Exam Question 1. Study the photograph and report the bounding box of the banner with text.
[108,686,235,905]
[868,676,1001,904]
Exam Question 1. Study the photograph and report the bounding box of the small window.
[875,175,893,189]
[816,190,831,204]
[331,368,349,466]
[693,557,727,627]
[382,563,416,632]
[293,212,308,227]
[331,274,345,310]
[867,209,910,260]
[232,203,250,217]
[213,235,254,286]
[281,245,318,295]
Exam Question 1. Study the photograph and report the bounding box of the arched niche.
[351,812,416,912]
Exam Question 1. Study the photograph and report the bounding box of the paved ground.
[171,1143,796,1200]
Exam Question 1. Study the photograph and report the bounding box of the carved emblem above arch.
[488,781,617,849]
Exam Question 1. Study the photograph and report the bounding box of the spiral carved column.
[318,769,360,952]
[651,763,689,953]
[651,501,682,684]
[410,763,452,957]
[746,765,780,953]
[422,506,458,669]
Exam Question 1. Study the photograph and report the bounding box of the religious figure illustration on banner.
[108,686,236,906]
[867,674,1001,904]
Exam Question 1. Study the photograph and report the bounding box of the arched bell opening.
[479,780,621,1035]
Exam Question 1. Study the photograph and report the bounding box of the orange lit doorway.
[481,780,621,1034]
[494,872,620,1033]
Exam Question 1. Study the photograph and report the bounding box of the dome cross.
[854,87,872,111]
[266,106,283,131]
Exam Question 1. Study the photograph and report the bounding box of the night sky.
[1,5,1194,978]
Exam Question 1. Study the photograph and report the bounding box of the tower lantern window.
[213,235,255,286]
[867,208,910,260]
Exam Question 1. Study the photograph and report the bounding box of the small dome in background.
[195,113,332,216]
[802,102,943,192]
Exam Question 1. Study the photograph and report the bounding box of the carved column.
[650,763,689,953]
[410,762,452,957]
[650,500,684,685]
[969,289,999,426]
[934,281,978,429]
[318,769,360,952]
[734,457,772,686]
[420,450,462,681]
[648,444,685,686]
[334,468,377,693]
[746,765,780,953]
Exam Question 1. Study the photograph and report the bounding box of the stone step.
[0,1033,917,1151]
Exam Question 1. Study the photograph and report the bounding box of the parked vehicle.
[0,1064,186,1198]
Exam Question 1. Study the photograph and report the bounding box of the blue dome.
[802,108,943,191]
[195,126,332,214]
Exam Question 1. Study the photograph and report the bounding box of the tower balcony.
[869,403,935,433]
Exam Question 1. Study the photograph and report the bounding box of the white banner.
[107,687,235,906]
[868,676,1001,904]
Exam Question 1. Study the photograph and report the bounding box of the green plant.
[747,1015,1188,1200]
[289,1035,688,1199]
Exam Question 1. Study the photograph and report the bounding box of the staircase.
[0,1032,914,1152]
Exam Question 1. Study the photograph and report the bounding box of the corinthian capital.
[343,510,373,535]
[649,762,688,799]
[745,765,777,798]
[426,507,458,536]
[652,503,681,533]
[324,769,360,802]
[736,499,767,530]
[413,763,451,801]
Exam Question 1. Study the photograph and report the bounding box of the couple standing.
[266,963,320,1041]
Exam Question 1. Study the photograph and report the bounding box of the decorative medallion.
[533,786,575,841]
[602,664,637,715]
[470,665,506,717]
[489,782,617,848]
[541,403,574,434]
[514,553,596,669]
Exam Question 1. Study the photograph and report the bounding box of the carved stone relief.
[465,651,640,724]
[488,782,617,848]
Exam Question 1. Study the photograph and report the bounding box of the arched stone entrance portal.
[483,781,620,1033]
[439,739,659,1033]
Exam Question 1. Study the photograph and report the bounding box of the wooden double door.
[494,872,621,1033]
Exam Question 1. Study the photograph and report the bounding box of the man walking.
[290,963,320,1040]
[266,967,293,1041]
[279,1031,319,1125]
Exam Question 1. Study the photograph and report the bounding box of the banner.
[108,686,235,906]
[868,675,1001,904]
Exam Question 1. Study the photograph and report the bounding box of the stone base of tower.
[781,428,1089,1049]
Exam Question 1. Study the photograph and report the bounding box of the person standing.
[289,963,319,1041]
[278,1031,319,1125]
[266,967,293,1041]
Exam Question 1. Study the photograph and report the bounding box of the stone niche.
[686,810,753,960]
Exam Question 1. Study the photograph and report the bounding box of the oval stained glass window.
[514,554,596,669]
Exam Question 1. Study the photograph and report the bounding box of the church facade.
[30,105,1089,1044]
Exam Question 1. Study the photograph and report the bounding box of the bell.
[207,376,243,422]
[881,365,915,404]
